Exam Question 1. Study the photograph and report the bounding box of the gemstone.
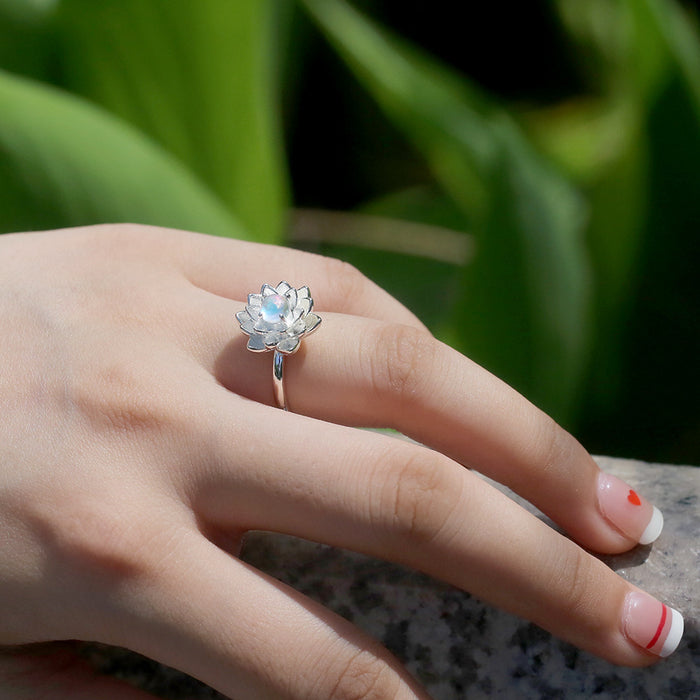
[260,294,290,323]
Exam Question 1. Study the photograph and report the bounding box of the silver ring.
[236,282,321,411]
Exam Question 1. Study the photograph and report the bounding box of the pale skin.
[0,224,664,699]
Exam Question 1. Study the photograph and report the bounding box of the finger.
[110,528,431,700]
[291,315,661,553]
[191,298,661,555]
[167,226,427,329]
[188,395,682,666]
[0,644,160,700]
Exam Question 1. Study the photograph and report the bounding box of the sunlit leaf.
[0,69,246,237]
[56,0,288,243]
[522,96,649,415]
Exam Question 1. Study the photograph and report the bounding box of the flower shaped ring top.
[237,281,321,354]
[237,281,322,410]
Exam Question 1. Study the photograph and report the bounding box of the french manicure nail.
[623,591,684,657]
[597,473,664,544]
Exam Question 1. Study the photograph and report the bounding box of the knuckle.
[99,396,163,436]
[327,649,401,700]
[372,448,463,546]
[33,493,159,581]
[546,544,601,618]
[532,415,578,480]
[366,323,432,402]
[74,358,177,438]
[324,258,367,302]
[97,222,165,249]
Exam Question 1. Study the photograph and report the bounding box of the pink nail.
[623,591,684,657]
[597,473,663,544]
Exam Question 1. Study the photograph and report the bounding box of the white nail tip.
[639,506,664,545]
[660,607,684,657]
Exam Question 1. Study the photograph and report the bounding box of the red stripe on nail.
[627,490,641,506]
[646,603,667,649]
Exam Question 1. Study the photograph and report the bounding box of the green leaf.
[523,98,649,415]
[548,0,700,460]
[0,0,58,80]
[0,69,246,237]
[608,0,700,461]
[554,0,669,99]
[301,0,591,422]
[56,0,289,243]
[640,0,700,118]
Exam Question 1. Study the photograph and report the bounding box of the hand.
[0,224,682,699]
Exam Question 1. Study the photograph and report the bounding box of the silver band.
[273,350,286,410]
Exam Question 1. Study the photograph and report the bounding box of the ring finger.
[188,294,662,557]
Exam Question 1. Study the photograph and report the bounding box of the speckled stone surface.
[90,457,699,699]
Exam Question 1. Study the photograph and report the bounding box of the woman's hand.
[0,225,682,699]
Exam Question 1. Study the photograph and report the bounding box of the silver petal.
[296,297,311,316]
[254,317,272,332]
[290,317,306,335]
[247,293,262,308]
[246,304,261,319]
[277,336,300,354]
[240,318,255,334]
[285,287,298,311]
[237,310,256,334]
[264,330,282,347]
[254,318,287,333]
[247,334,267,352]
[276,281,292,294]
[297,285,310,299]
[261,283,276,296]
[304,313,321,334]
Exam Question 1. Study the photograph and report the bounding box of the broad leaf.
[57,0,289,243]
[0,69,245,237]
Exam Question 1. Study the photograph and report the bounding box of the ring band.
[236,281,322,411]
[273,350,285,410]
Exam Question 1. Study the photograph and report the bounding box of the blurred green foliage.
[0,0,699,464]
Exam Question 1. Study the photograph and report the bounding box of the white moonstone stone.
[260,294,290,323]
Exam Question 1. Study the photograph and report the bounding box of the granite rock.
[87,457,699,699]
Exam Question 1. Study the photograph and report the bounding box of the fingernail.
[597,473,663,545]
[623,591,684,657]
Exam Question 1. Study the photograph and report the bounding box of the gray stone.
[87,457,699,699]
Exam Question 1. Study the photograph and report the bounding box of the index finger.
[172,227,428,329]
